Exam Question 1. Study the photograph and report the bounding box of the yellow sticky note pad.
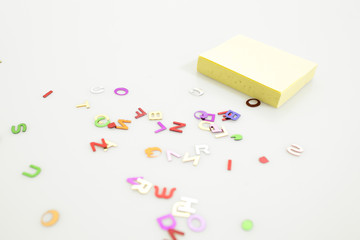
[197,35,318,108]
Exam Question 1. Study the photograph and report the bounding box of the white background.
[1,0,360,239]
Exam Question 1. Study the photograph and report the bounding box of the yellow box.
[197,35,318,108]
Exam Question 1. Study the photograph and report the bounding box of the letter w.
[154,186,176,199]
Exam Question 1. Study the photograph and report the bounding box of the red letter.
[169,121,186,133]
[154,186,176,199]
[90,138,107,152]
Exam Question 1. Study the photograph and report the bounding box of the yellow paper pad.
[197,35,318,107]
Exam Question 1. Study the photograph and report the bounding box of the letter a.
[182,153,200,166]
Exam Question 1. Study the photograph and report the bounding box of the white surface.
[0,0,360,239]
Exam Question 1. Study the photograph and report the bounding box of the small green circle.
[241,219,253,231]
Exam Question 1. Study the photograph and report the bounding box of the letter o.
[187,214,206,232]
